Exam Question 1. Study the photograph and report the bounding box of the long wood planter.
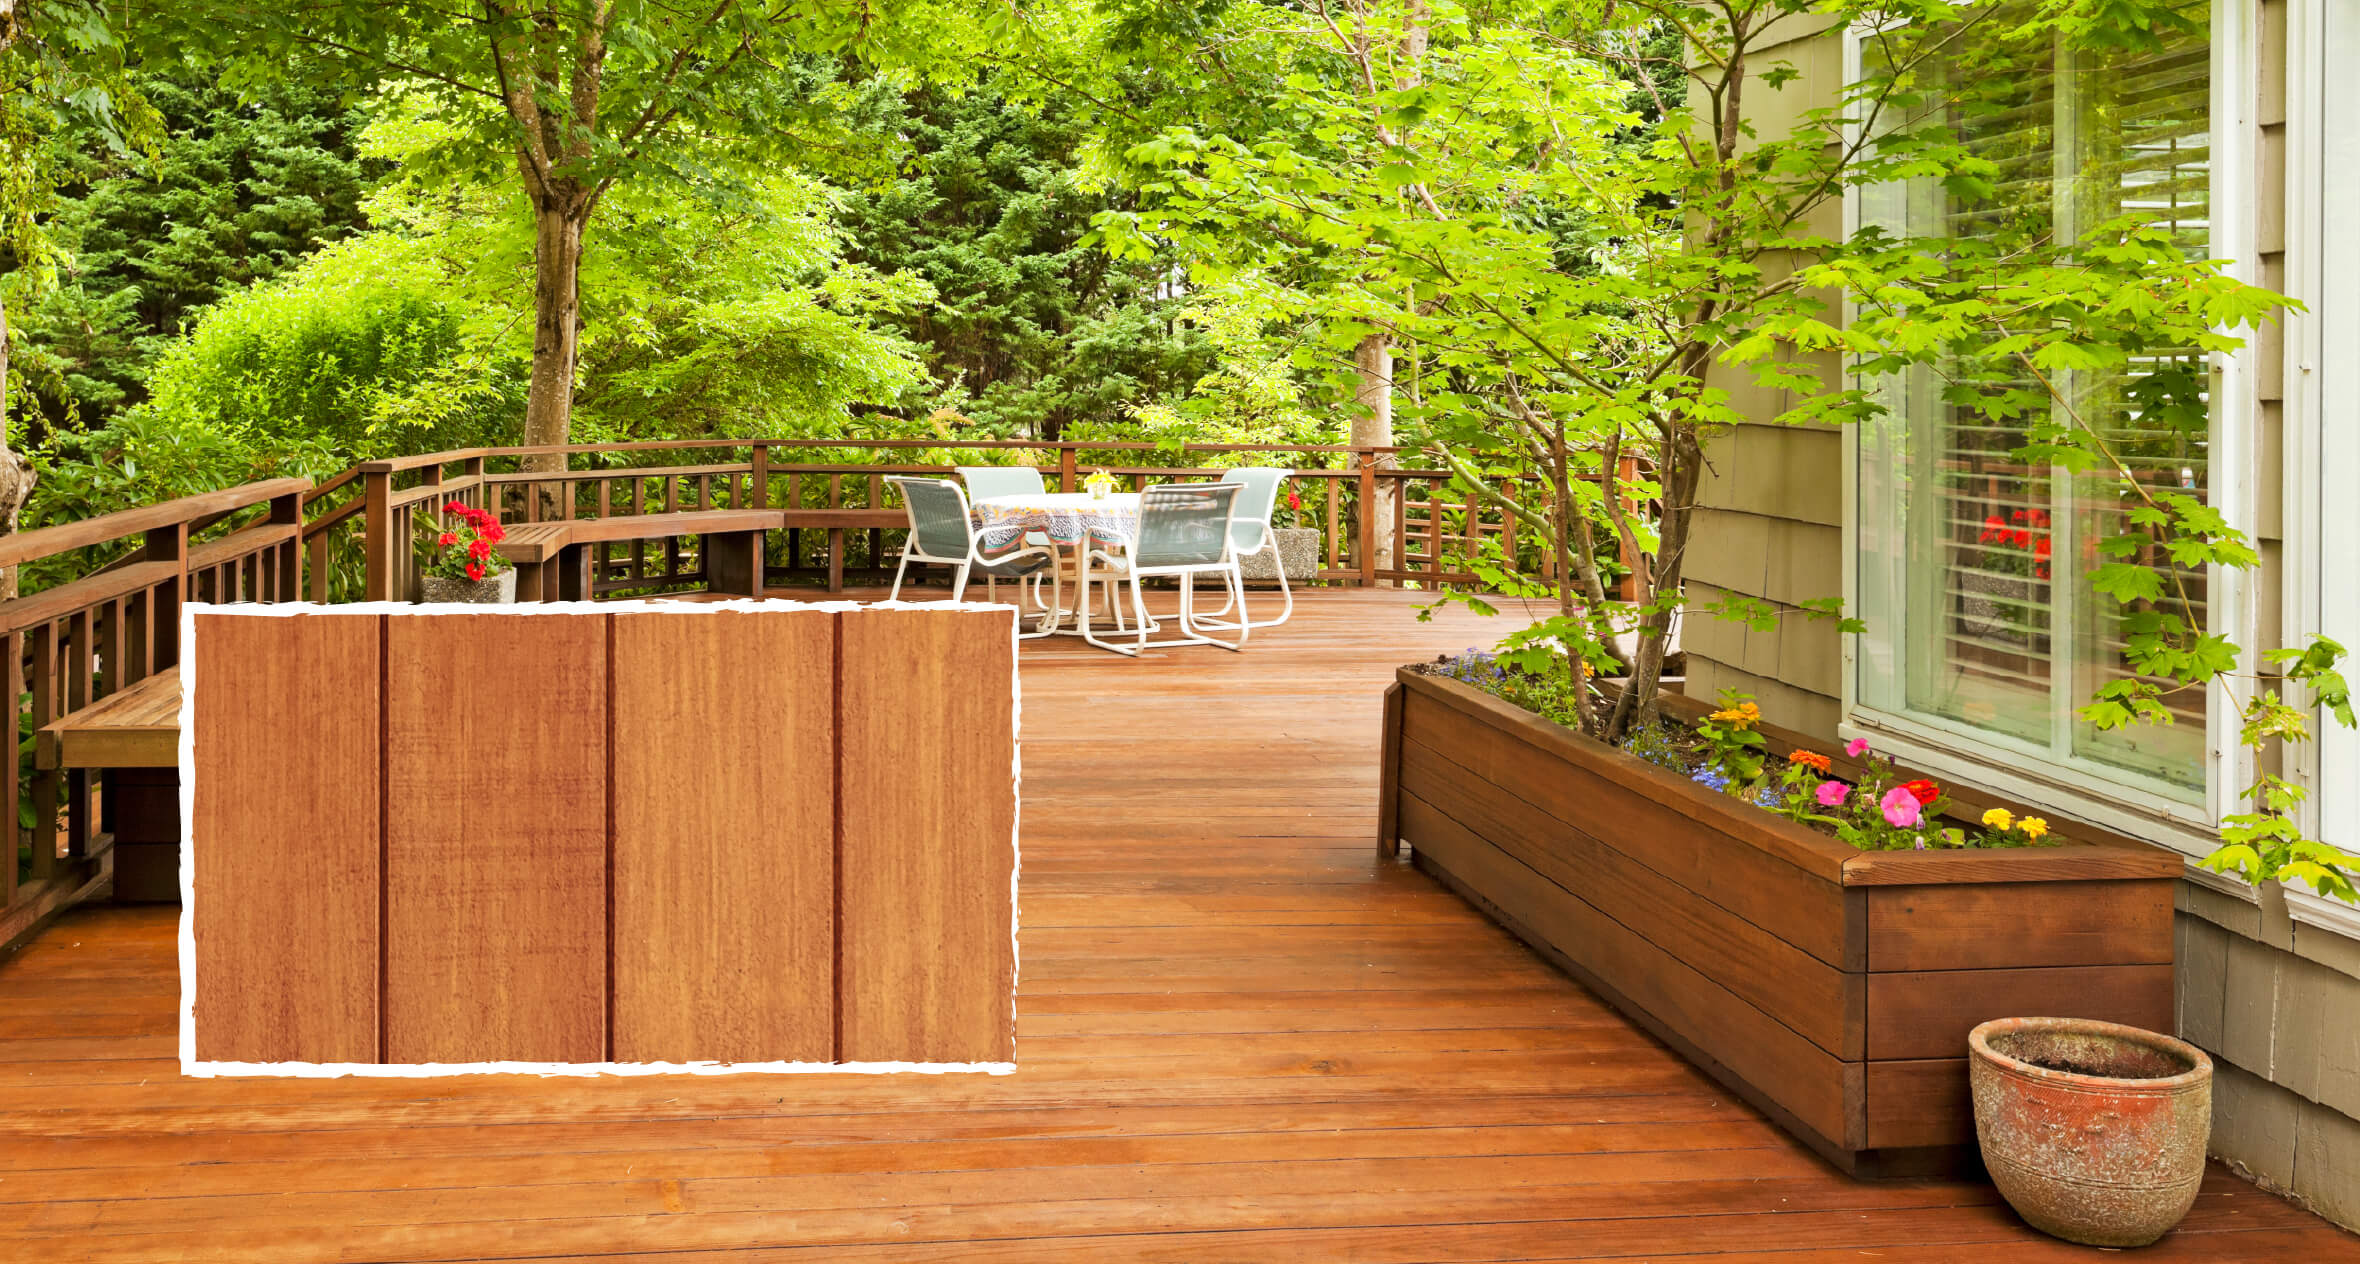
[1379,668,2184,1177]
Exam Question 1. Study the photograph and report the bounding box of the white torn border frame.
[175,597,1021,1078]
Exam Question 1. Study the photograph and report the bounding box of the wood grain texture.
[1863,1057,1973,1150]
[189,613,380,1063]
[1397,729,1862,1059]
[1865,880,2178,972]
[383,612,608,1063]
[1400,790,1855,1150]
[1,589,2343,1260]
[610,609,835,1062]
[1865,964,2176,1061]
[1401,689,1858,971]
[39,665,180,769]
[837,606,1017,1063]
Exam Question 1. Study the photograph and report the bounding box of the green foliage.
[837,82,1216,440]
[1693,692,1768,798]
[9,65,376,431]
[2199,640,2360,903]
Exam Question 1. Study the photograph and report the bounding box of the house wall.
[1693,1,2360,1229]
[1684,14,1847,741]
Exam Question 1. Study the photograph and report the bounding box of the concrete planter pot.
[419,569,518,604]
[1969,1017,2212,1247]
[1237,527,1319,584]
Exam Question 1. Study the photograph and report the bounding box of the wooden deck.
[0,587,2349,1261]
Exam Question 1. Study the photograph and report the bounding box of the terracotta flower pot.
[1969,1017,2212,1248]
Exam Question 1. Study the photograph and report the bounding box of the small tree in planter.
[1111,0,2288,741]
[420,501,513,603]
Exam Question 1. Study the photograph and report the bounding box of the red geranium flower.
[438,531,457,547]
[467,538,491,560]
[1900,778,1941,807]
[1978,514,2005,544]
[465,561,484,581]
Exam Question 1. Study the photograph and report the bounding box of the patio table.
[971,492,1146,637]
[970,491,1142,561]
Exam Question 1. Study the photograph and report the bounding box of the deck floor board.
[0,588,2349,1260]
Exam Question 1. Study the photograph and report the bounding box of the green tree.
[11,65,376,431]
[176,0,998,478]
[835,82,1214,440]
[0,0,157,593]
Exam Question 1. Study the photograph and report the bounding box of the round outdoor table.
[970,492,1146,637]
[970,491,1141,560]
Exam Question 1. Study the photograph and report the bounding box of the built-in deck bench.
[495,509,785,600]
[36,667,183,902]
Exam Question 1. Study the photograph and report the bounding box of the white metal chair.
[887,476,1060,637]
[958,464,1140,633]
[1194,466,1294,630]
[1079,482,1248,656]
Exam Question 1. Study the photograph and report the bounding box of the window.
[1851,6,2220,806]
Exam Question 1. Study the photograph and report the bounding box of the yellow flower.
[1708,701,1762,730]
[2019,817,2049,841]
[1981,808,2014,832]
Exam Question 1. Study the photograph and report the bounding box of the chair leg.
[950,562,972,603]
[889,553,911,601]
[1260,549,1293,628]
[1078,552,1141,656]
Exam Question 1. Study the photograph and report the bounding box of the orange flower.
[1790,750,1832,773]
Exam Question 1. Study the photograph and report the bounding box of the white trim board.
[176,598,1023,1078]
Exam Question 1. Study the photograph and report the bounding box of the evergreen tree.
[11,65,376,431]
[837,83,1212,440]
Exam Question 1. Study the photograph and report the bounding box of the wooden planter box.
[1379,668,2183,1177]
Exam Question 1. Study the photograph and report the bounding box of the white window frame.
[1838,1,2263,863]
[2285,0,2360,937]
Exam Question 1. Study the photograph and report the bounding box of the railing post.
[269,487,303,603]
[751,443,771,509]
[1357,450,1379,588]
[462,456,489,522]
[142,521,188,670]
[362,469,394,602]
[1057,445,1077,493]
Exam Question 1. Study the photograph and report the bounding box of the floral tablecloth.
[971,492,1141,560]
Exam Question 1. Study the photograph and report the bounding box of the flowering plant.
[1977,507,2054,581]
[1689,691,2059,852]
[423,501,511,583]
[1693,690,1768,799]
[1083,468,1118,499]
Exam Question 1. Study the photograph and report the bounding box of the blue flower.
[1690,768,1731,792]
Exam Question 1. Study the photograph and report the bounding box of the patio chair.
[1193,466,1295,631]
[1079,482,1248,656]
[958,463,1140,633]
[886,476,1060,638]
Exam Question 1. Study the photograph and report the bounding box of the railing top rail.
[0,477,309,571]
[358,438,1414,475]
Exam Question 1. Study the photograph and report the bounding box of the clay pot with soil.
[1969,1017,2213,1248]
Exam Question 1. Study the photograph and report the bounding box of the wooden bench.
[36,666,180,772]
[495,509,785,600]
[36,667,184,901]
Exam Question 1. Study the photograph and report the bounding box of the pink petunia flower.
[1880,786,1922,828]
[1815,780,1848,807]
[1845,738,1870,759]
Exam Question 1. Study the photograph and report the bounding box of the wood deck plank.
[0,588,2349,1260]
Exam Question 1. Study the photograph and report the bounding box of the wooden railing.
[0,437,1625,949]
[0,478,306,945]
[323,439,1600,601]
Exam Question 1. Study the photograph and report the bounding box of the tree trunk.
[0,287,37,600]
[1353,331,1398,576]
[521,190,588,483]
